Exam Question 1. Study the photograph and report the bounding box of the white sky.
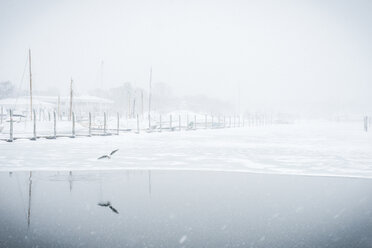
[0,0,371,113]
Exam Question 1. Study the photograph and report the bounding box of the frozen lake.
[0,121,371,179]
[0,170,371,247]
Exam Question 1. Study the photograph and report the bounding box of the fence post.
[224,116,226,128]
[179,115,181,131]
[53,111,56,139]
[229,116,231,128]
[170,115,173,130]
[88,112,92,137]
[32,110,36,140]
[117,112,120,135]
[103,112,107,135]
[48,112,51,122]
[211,115,214,128]
[8,109,13,142]
[238,115,240,127]
[137,114,140,134]
[233,115,236,128]
[205,114,207,129]
[148,113,151,130]
[194,115,197,130]
[0,106,3,124]
[72,112,75,138]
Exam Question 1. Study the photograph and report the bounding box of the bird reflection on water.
[98,201,119,214]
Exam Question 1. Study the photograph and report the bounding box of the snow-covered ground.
[0,120,371,179]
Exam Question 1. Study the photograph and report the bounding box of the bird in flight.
[97,149,119,160]
[97,201,119,214]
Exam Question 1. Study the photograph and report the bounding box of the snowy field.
[0,120,371,179]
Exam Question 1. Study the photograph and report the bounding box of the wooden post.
[117,112,119,135]
[170,115,172,130]
[72,112,75,138]
[32,110,36,140]
[233,115,236,128]
[88,112,92,137]
[179,115,181,131]
[137,114,140,134]
[8,110,13,142]
[53,111,56,139]
[194,115,197,130]
[205,114,207,129]
[223,116,226,128]
[0,106,3,124]
[211,115,214,128]
[103,112,107,135]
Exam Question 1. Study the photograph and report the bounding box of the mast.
[29,49,33,120]
[148,67,152,129]
[69,78,73,121]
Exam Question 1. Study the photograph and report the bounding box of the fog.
[1,2,372,246]
[1,0,371,115]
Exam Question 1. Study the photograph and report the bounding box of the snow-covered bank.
[0,121,371,179]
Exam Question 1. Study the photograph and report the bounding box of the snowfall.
[0,120,371,179]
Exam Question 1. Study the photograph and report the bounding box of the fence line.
[0,108,305,142]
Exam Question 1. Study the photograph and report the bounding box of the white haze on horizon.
[0,0,371,116]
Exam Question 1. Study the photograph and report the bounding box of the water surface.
[0,170,371,247]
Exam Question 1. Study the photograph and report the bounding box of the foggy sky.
[0,0,371,114]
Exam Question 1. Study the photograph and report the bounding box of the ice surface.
[0,120,371,179]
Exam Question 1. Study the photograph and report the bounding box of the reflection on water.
[27,172,32,230]
[98,201,119,214]
[0,170,372,247]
